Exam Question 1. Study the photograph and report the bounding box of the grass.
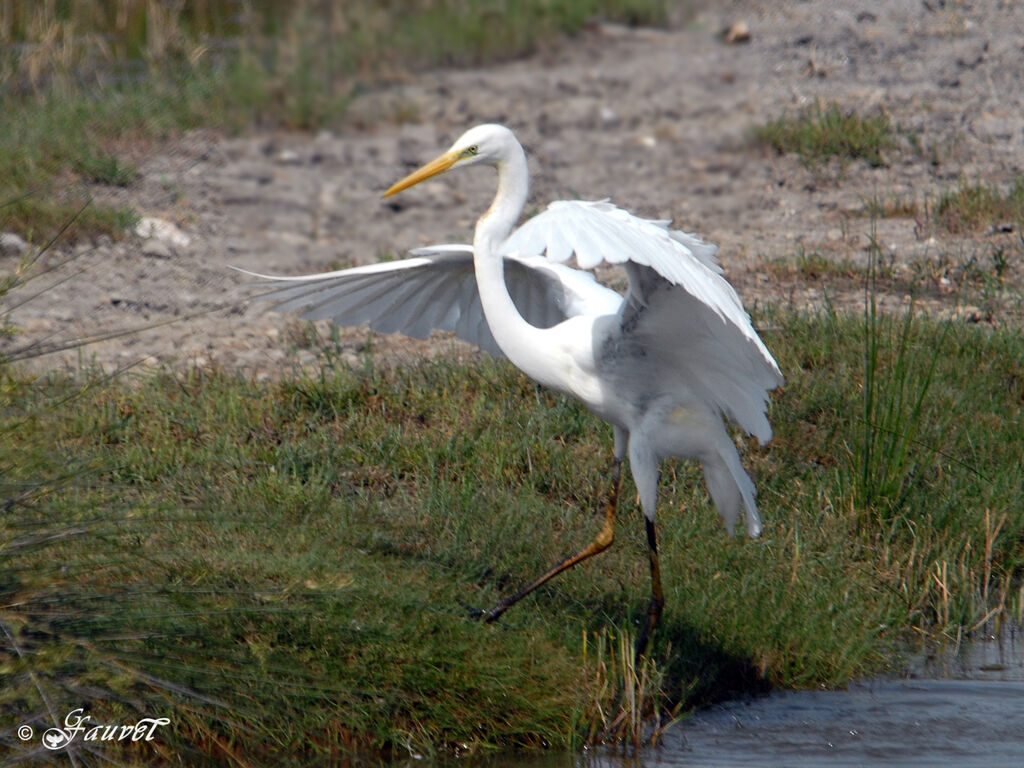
[854,231,948,516]
[751,102,898,172]
[3,302,1023,763]
[780,247,863,281]
[0,0,673,244]
[932,177,1024,234]
[860,193,921,220]
[577,628,681,746]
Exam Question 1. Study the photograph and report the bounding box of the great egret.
[246,124,783,653]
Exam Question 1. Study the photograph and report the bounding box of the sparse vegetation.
[759,248,866,290]
[860,193,921,220]
[752,102,898,171]
[73,150,141,188]
[932,177,1024,234]
[907,242,1019,304]
[792,247,862,280]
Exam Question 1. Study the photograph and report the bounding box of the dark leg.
[635,516,664,661]
[481,458,622,623]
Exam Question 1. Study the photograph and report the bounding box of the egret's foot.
[460,601,489,621]
[461,600,507,623]
[481,600,510,624]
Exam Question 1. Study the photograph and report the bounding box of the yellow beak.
[383,150,460,197]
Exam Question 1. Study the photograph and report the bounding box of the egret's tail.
[701,438,762,538]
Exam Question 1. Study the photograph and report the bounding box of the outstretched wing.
[502,199,783,439]
[238,245,621,357]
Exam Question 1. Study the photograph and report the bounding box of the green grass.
[1,0,673,244]
[3,306,1023,763]
[853,230,944,517]
[752,102,898,171]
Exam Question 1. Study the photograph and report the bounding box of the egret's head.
[383,124,515,197]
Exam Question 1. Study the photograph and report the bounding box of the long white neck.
[471,143,560,388]
[472,135,529,260]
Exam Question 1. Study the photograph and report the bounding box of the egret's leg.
[628,439,664,659]
[635,516,664,661]
[482,457,622,623]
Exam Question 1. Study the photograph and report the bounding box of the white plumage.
[239,245,618,358]
[243,124,782,646]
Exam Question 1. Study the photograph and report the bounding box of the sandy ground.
[3,0,1023,375]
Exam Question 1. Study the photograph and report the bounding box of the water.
[642,625,1024,768]
[434,626,1024,768]
[665,678,1024,767]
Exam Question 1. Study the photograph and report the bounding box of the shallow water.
[664,677,1024,767]
[433,625,1024,768]
[640,625,1024,768]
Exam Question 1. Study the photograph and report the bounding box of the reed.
[576,628,680,747]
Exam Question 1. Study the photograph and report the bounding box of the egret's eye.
[462,145,479,158]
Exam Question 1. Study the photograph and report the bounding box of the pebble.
[723,21,751,44]
[135,217,192,249]
[0,231,29,257]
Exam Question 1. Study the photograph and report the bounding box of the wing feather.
[370,269,449,336]
[620,262,783,443]
[237,246,621,358]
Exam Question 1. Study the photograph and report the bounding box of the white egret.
[246,124,783,653]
